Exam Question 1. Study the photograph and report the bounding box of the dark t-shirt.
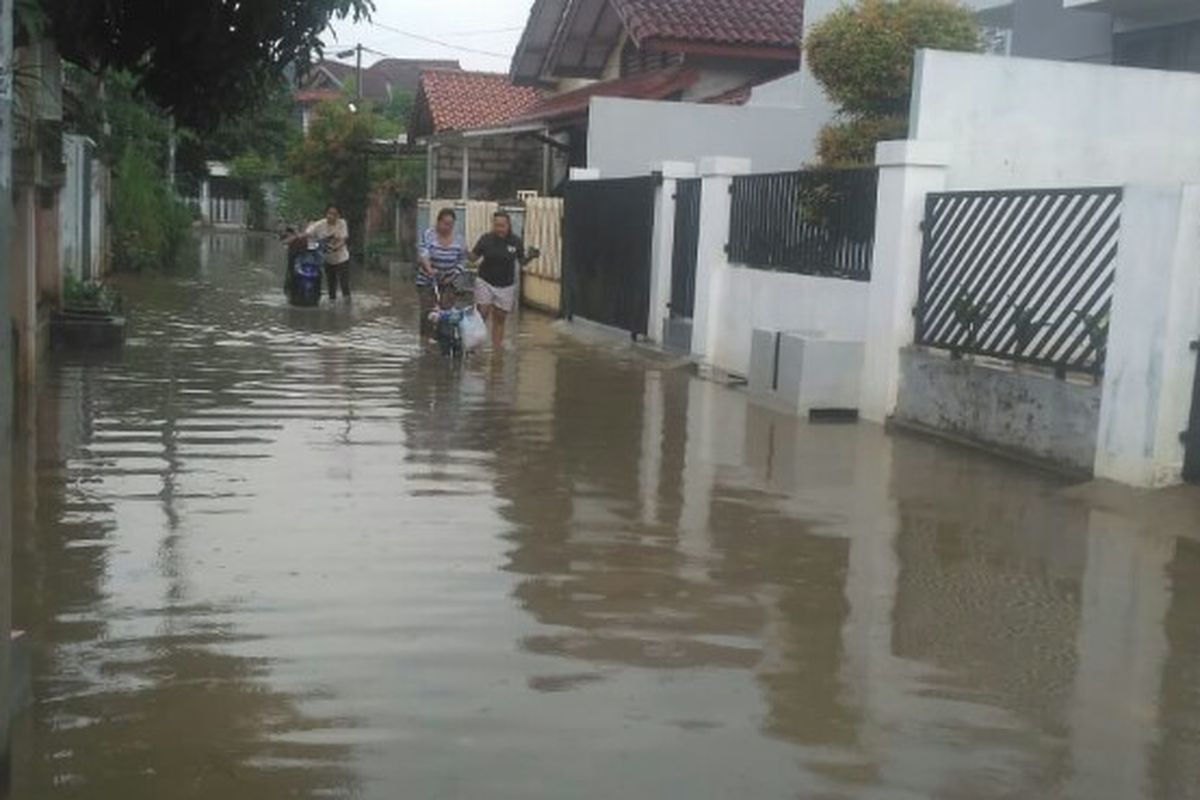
[473,233,525,288]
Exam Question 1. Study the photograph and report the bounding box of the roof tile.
[610,0,803,49]
[418,70,544,133]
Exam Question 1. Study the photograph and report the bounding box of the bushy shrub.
[817,114,909,165]
[805,0,979,164]
[111,144,193,272]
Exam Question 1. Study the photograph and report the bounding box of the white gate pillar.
[691,157,751,364]
[860,141,950,423]
[648,161,696,346]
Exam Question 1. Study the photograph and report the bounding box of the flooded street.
[8,232,1200,799]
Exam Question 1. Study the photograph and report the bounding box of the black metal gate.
[1184,340,1200,483]
[664,178,701,351]
[562,176,657,337]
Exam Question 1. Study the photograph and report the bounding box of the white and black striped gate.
[915,187,1123,378]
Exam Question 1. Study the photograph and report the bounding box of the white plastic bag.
[459,307,488,352]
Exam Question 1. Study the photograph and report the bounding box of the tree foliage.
[805,0,978,163]
[42,0,373,129]
[817,114,909,166]
[287,101,373,230]
[806,0,979,116]
[75,71,196,271]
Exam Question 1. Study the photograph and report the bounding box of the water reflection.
[9,232,1200,799]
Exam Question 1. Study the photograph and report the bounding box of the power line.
[367,20,514,59]
[437,26,524,37]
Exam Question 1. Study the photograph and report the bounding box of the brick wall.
[434,135,544,201]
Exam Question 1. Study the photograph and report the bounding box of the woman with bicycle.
[417,208,468,338]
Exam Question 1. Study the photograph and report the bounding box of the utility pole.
[356,43,363,101]
[0,0,15,791]
[334,44,364,103]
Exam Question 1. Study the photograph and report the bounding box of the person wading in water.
[470,211,538,351]
[306,204,352,302]
[416,208,468,339]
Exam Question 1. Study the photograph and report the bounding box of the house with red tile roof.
[412,0,807,200]
[409,70,550,200]
[295,57,460,134]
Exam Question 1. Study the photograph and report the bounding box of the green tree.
[287,101,374,249]
[43,0,373,130]
[805,0,979,164]
[67,70,196,271]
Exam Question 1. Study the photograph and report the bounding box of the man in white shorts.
[470,211,538,350]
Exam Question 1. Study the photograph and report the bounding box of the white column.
[199,178,211,226]
[460,144,470,201]
[859,140,950,423]
[691,156,751,364]
[1095,184,1200,487]
[0,0,13,775]
[425,143,436,198]
[648,161,697,345]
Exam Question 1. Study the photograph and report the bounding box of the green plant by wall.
[805,0,980,165]
[63,274,122,312]
[111,144,194,272]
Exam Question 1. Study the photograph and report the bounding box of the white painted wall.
[1095,183,1200,487]
[710,266,869,377]
[60,135,85,279]
[860,141,950,423]
[586,97,810,178]
[910,49,1200,188]
[60,135,106,280]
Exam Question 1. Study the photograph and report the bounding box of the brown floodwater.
[8,232,1200,799]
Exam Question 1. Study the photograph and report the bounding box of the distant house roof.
[510,66,703,126]
[512,0,802,84]
[362,58,460,99]
[411,70,544,136]
[297,58,462,105]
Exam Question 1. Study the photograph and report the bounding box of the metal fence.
[562,176,657,336]
[915,187,1123,377]
[728,167,878,281]
[670,178,701,319]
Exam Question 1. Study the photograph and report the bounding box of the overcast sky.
[323,0,539,72]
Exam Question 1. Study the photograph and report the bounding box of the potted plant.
[52,275,127,349]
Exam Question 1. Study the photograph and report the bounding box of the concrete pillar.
[36,188,61,305]
[859,141,950,423]
[648,161,696,345]
[199,178,211,226]
[0,0,14,782]
[460,144,470,201]
[691,156,751,364]
[1095,184,1200,487]
[12,186,36,388]
[425,143,436,198]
